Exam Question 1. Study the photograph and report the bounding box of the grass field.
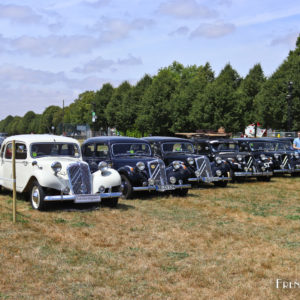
[0,177,300,299]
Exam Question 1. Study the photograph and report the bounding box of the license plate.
[75,194,101,203]
[156,185,175,191]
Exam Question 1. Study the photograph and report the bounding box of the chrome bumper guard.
[273,169,292,173]
[44,194,101,203]
[234,172,254,177]
[253,171,273,176]
[188,176,231,183]
[133,183,191,192]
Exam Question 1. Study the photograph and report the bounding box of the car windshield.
[112,143,151,156]
[211,142,238,152]
[273,141,293,151]
[249,141,274,151]
[31,143,80,158]
[162,142,195,153]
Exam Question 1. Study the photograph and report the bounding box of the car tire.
[30,180,46,211]
[101,197,118,208]
[121,175,133,199]
[173,188,189,196]
[214,181,228,187]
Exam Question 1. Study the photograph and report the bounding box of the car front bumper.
[234,171,273,177]
[188,176,231,183]
[44,191,122,203]
[133,183,191,192]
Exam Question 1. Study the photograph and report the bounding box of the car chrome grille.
[195,156,212,177]
[67,162,92,195]
[148,159,168,185]
[281,154,290,169]
[245,155,254,171]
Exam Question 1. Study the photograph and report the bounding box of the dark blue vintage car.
[142,136,231,187]
[236,138,300,176]
[194,138,273,182]
[81,136,191,198]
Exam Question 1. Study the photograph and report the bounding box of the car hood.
[112,155,160,168]
[32,156,84,178]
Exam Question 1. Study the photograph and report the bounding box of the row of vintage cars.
[0,134,299,210]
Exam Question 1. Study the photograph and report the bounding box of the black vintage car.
[237,138,300,176]
[235,138,298,176]
[142,136,231,187]
[82,136,191,198]
[193,138,273,182]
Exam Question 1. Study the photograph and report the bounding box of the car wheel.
[173,188,189,196]
[30,180,46,211]
[214,181,228,187]
[121,175,133,199]
[101,197,118,207]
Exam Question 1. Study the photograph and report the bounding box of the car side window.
[15,143,27,160]
[5,143,12,159]
[95,143,109,158]
[83,144,95,157]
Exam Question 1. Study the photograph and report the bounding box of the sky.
[0,0,299,120]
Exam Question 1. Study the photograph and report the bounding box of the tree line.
[1,36,300,136]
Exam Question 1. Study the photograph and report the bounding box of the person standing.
[293,131,300,152]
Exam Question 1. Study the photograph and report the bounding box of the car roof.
[142,136,192,143]
[193,138,236,144]
[83,136,149,144]
[3,134,79,144]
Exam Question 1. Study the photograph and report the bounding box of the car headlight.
[216,170,222,176]
[236,155,242,162]
[98,161,108,172]
[187,157,194,165]
[148,178,155,186]
[169,176,176,184]
[98,185,106,193]
[136,161,145,171]
[260,154,266,160]
[51,161,62,173]
[173,161,181,170]
[215,157,222,165]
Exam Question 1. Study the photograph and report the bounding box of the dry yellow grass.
[0,176,299,299]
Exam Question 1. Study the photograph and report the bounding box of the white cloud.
[92,18,154,43]
[190,22,235,38]
[73,54,143,73]
[0,4,42,24]
[270,32,299,47]
[73,57,115,73]
[169,26,190,36]
[9,35,99,57]
[158,0,217,19]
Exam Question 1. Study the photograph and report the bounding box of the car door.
[14,142,30,191]
[1,142,13,190]
[0,142,29,191]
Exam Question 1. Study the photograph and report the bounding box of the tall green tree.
[105,81,132,132]
[254,35,300,130]
[236,64,266,129]
[94,83,114,132]
[136,62,182,135]
[191,64,242,132]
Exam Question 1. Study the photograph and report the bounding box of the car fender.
[92,168,121,194]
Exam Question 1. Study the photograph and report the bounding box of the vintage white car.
[0,134,122,210]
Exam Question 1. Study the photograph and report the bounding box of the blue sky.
[0,0,299,119]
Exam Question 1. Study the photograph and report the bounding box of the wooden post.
[12,140,16,223]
